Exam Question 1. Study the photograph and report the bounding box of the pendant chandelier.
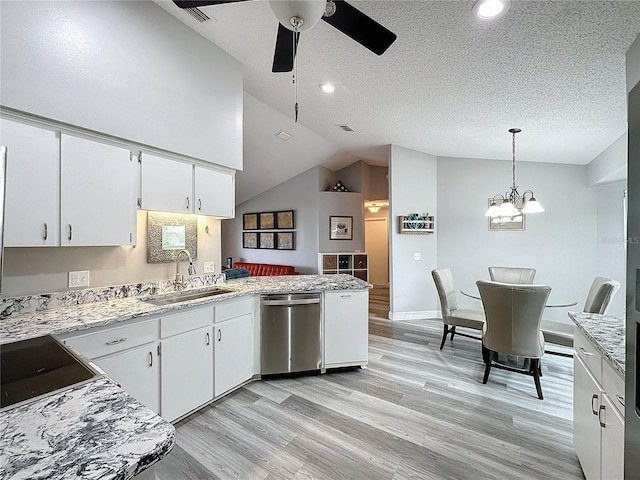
[485,128,544,222]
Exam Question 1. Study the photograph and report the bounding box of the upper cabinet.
[0,1,243,170]
[1,119,60,247]
[141,153,235,218]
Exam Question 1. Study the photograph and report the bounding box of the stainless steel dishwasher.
[260,293,322,375]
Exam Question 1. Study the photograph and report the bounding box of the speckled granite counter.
[0,274,371,344]
[568,311,625,377]
[0,377,175,480]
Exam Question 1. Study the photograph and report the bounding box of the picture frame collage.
[242,210,295,250]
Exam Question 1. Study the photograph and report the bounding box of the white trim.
[388,310,439,321]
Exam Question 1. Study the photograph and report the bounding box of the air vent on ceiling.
[185,7,210,23]
[337,124,355,132]
[275,130,292,141]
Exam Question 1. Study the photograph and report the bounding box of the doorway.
[365,217,389,286]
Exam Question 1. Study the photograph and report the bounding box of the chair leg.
[450,326,456,341]
[532,358,544,400]
[482,348,492,384]
[439,325,449,350]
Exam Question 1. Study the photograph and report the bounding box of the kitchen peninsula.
[0,274,371,479]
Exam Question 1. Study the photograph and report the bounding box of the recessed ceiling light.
[320,83,335,94]
[275,130,292,141]
[472,0,510,20]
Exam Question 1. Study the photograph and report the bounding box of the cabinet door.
[574,355,603,480]
[94,343,160,414]
[141,153,193,214]
[194,165,234,218]
[323,290,369,366]
[601,394,625,480]
[60,134,136,246]
[161,326,213,422]
[1,119,60,246]
[214,314,253,396]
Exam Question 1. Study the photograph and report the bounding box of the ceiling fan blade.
[322,0,396,56]
[173,0,248,9]
[272,24,300,73]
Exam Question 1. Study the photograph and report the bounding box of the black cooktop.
[1,335,99,409]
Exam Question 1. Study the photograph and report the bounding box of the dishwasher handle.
[262,298,320,306]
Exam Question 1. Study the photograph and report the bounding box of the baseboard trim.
[388,310,439,321]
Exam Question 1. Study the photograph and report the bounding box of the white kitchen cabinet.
[214,297,254,397]
[141,152,235,218]
[160,307,214,422]
[323,290,369,367]
[573,328,625,480]
[94,343,160,414]
[1,118,60,246]
[194,165,234,218]
[60,134,137,246]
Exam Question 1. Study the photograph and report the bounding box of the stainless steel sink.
[143,287,232,306]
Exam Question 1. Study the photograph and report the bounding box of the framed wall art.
[329,216,353,240]
[276,210,294,229]
[276,232,295,250]
[243,232,258,249]
[259,232,275,249]
[259,212,275,230]
[243,213,259,230]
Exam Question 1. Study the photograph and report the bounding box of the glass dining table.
[460,289,578,308]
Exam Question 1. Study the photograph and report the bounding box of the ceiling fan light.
[472,0,510,20]
[268,0,326,32]
[367,206,381,213]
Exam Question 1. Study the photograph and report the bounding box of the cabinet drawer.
[574,328,602,384]
[160,306,213,338]
[215,297,253,323]
[64,319,157,359]
[603,360,625,417]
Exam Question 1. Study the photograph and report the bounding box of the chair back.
[477,280,550,358]
[488,266,536,284]
[583,276,621,314]
[432,268,459,321]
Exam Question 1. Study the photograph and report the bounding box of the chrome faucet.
[174,249,196,289]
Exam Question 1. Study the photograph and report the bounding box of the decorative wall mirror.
[147,212,197,263]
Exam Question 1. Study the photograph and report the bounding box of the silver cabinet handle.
[68,224,73,241]
[105,337,127,346]
[43,223,48,241]
[579,347,593,356]
[340,294,352,298]
[598,404,606,428]
[206,332,210,345]
[198,198,202,212]
[186,197,190,211]
[592,394,599,415]
[616,394,625,407]
[148,351,153,367]
[217,329,222,342]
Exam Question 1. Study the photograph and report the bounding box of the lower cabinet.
[94,343,160,414]
[323,290,369,367]
[161,325,213,422]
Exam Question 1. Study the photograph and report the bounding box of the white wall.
[389,145,438,320]
[627,33,640,92]
[587,133,627,186]
[3,211,222,296]
[437,156,597,323]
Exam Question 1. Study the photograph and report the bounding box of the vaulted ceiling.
[154,0,640,203]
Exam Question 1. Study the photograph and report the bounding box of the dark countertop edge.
[568,311,625,378]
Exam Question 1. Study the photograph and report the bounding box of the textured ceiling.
[153,0,640,204]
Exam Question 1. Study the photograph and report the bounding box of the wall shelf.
[318,252,368,281]
[399,215,435,235]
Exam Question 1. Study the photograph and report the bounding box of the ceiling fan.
[172,0,397,73]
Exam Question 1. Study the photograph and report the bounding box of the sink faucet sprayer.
[174,249,196,289]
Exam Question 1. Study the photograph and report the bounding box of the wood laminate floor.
[156,315,582,480]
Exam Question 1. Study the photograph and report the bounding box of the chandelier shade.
[485,128,544,222]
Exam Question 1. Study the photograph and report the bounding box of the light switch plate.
[413,253,421,260]
[204,261,215,273]
[69,270,90,288]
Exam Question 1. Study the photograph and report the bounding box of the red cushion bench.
[232,262,299,276]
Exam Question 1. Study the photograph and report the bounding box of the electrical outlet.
[413,253,421,260]
[204,261,216,273]
[69,270,90,288]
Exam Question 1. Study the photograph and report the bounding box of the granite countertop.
[0,377,175,480]
[0,274,371,345]
[568,311,625,378]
